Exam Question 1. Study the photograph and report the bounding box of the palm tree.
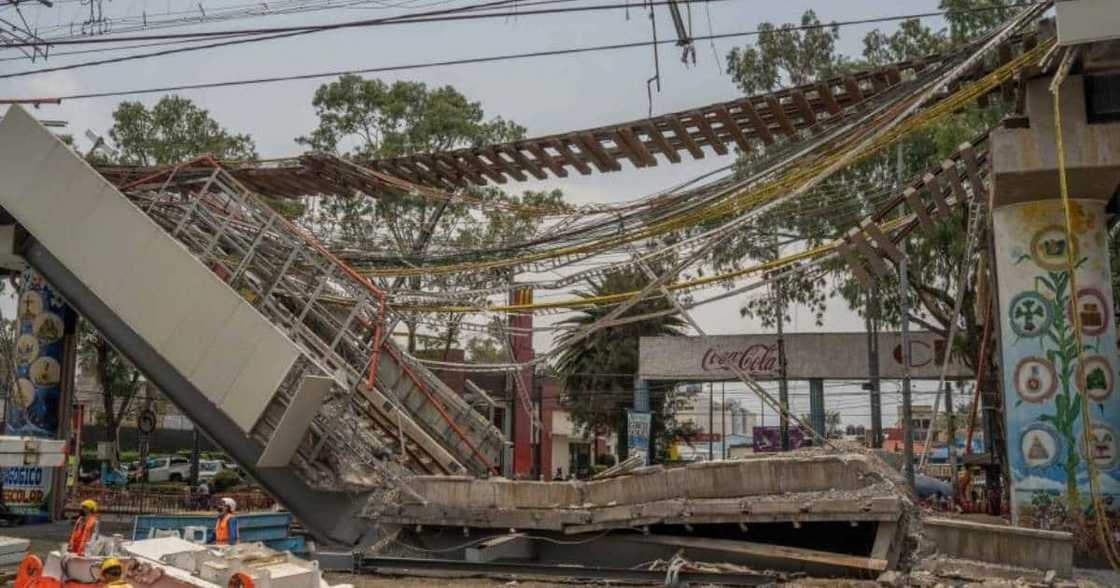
[553,268,687,455]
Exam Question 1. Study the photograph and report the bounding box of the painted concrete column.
[990,74,1120,530]
[5,268,76,522]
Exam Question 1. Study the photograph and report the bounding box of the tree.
[553,267,689,457]
[721,3,1015,367]
[298,76,556,352]
[109,96,257,166]
[722,1,1016,494]
[84,95,258,461]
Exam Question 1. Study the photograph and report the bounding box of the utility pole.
[900,245,915,492]
[867,286,883,448]
[945,381,958,502]
[708,383,714,461]
[774,247,790,451]
[721,382,727,460]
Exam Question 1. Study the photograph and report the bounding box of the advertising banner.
[751,426,808,453]
[4,269,74,521]
[626,410,652,465]
[639,332,970,380]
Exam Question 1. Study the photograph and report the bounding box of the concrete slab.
[924,517,1073,577]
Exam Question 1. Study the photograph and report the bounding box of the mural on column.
[3,269,75,522]
[993,199,1120,536]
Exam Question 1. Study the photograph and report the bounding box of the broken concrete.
[923,517,1074,577]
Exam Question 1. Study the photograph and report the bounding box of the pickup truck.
[138,456,192,483]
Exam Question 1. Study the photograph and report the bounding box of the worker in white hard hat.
[211,497,239,545]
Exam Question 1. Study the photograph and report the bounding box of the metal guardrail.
[65,487,276,515]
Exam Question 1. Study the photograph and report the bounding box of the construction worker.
[99,558,131,587]
[68,499,99,556]
[212,497,239,545]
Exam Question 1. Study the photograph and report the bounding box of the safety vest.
[68,514,97,555]
[215,514,233,545]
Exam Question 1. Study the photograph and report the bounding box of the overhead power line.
[5,4,1034,102]
[0,0,739,80]
[0,0,718,47]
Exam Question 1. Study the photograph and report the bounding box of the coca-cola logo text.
[700,344,779,375]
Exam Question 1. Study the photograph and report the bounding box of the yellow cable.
[365,41,1051,280]
[1053,74,1120,570]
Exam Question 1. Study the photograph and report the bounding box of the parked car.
[140,456,192,483]
[198,460,226,481]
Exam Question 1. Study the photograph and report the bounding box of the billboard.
[752,426,809,453]
[992,200,1120,529]
[4,269,74,522]
[639,332,970,380]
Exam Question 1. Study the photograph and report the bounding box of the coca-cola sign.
[700,344,779,376]
[640,333,971,380]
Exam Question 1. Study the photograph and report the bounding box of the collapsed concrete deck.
[381,454,904,533]
[368,453,913,575]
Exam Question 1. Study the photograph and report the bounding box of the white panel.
[256,376,333,465]
[111,236,203,352]
[32,183,112,270]
[66,193,162,306]
[160,284,241,383]
[0,109,61,200]
[189,303,262,404]
[223,321,302,432]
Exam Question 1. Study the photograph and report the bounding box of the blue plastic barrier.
[131,512,307,554]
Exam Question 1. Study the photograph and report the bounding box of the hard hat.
[100,558,123,576]
[80,499,97,512]
[221,497,236,512]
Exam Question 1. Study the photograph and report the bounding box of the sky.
[0,0,967,428]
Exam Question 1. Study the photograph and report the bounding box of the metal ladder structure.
[0,106,504,545]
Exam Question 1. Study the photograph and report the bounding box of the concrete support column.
[5,268,76,522]
[808,378,825,439]
[990,74,1120,527]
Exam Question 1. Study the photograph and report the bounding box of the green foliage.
[553,267,689,436]
[721,2,1016,369]
[299,75,562,352]
[78,320,143,462]
[109,96,257,166]
[211,469,241,493]
[297,75,524,158]
[726,10,842,95]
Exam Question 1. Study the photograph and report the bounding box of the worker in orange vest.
[212,497,239,545]
[68,499,99,555]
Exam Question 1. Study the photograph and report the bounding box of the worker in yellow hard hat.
[68,499,99,556]
[99,558,132,587]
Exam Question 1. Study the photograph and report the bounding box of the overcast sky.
[0,0,964,427]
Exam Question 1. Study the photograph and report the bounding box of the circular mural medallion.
[1077,355,1114,403]
[1068,287,1110,337]
[29,356,60,387]
[1014,356,1058,403]
[1030,225,1080,272]
[16,291,41,320]
[1021,422,1062,469]
[1085,422,1120,471]
[32,312,64,344]
[1009,292,1052,339]
[13,378,35,408]
[15,334,38,366]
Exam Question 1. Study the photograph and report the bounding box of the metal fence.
[65,486,277,516]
